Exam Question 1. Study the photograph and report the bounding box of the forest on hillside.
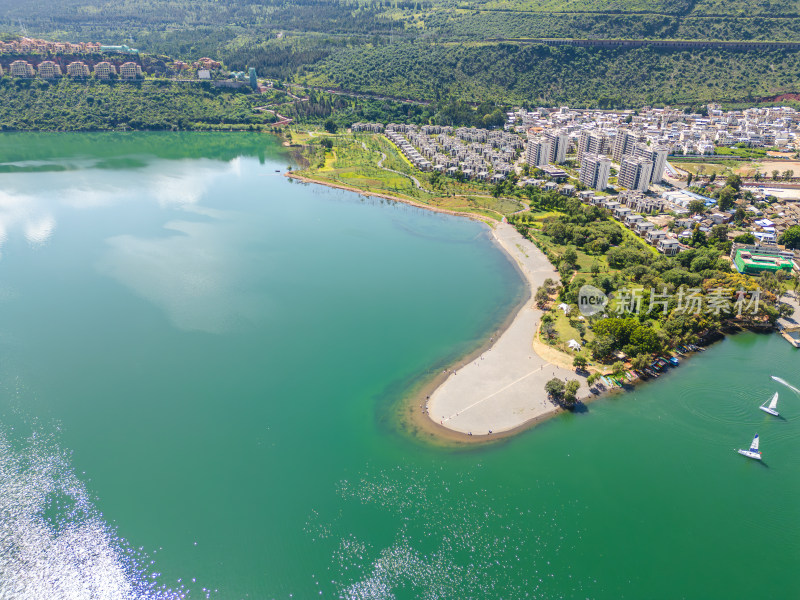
[0,79,276,130]
[299,43,800,107]
[2,0,800,114]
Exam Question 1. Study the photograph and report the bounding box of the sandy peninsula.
[287,172,589,439]
[424,221,589,437]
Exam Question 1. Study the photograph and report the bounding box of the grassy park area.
[291,130,525,220]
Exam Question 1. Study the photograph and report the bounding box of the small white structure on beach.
[558,303,571,315]
[568,339,582,351]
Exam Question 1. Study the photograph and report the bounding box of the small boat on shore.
[759,392,780,417]
[668,357,679,367]
[737,434,762,460]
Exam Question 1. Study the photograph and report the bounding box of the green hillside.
[0,79,276,131]
[2,0,800,112]
[299,42,800,107]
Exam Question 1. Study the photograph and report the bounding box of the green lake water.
[0,132,798,599]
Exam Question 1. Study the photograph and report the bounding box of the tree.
[717,185,736,210]
[688,199,706,215]
[541,322,556,341]
[772,169,780,180]
[691,225,707,247]
[631,354,650,372]
[535,286,550,308]
[686,172,693,186]
[545,378,565,400]
[709,172,716,183]
[561,246,578,270]
[320,137,333,150]
[710,224,728,243]
[563,380,580,408]
[323,119,337,133]
[734,206,746,225]
[589,334,615,360]
[779,225,800,249]
[725,173,742,191]
[734,232,755,244]
[573,355,588,370]
[611,361,626,378]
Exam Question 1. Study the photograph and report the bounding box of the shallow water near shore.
[0,132,798,599]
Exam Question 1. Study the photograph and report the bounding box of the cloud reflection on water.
[95,158,264,334]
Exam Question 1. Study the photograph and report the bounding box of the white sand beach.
[427,222,588,436]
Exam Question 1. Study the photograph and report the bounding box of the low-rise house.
[646,229,667,243]
[614,206,632,219]
[624,213,643,228]
[710,212,732,225]
[754,231,778,244]
[636,221,655,235]
[603,200,620,212]
[657,238,682,256]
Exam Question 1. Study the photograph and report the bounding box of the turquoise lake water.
[0,133,798,599]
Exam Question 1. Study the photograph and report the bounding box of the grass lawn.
[295,131,528,219]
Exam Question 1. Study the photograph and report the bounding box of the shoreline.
[285,172,491,221]
[287,170,587,444]
[421,222,590,440]
[285,168,798,446]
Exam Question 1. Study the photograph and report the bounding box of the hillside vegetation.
[2,0,800,111]
[300,42,800,107]
[0,79,275,131]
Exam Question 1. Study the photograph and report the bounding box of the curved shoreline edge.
[419,221,590,440]
[287,172,591,443]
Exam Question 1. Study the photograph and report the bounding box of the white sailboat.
[759,392,780,417]
[737,434,762,460]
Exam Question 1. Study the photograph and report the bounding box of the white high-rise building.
[579,153,611,191]
[634,143,669,184]
[618,156,653,192]
[544,130,569,164]
[578,130,607,163]
[612,128,640,163]
[525,136,551,167]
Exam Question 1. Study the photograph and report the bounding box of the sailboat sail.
[768,393,779,411]
[750,434,760,452]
